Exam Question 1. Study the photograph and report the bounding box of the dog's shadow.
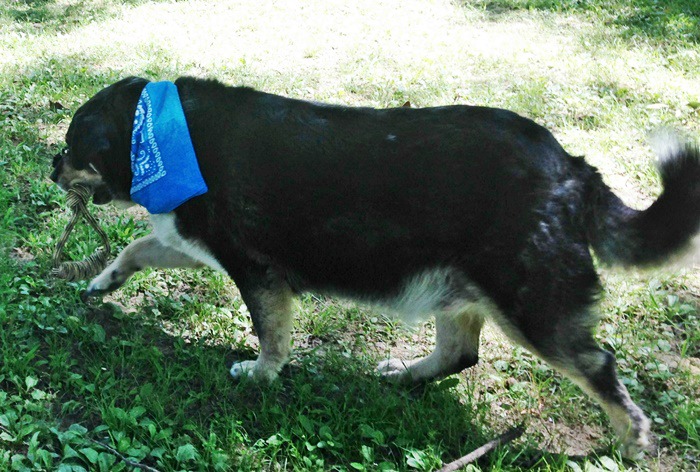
[75,300,613,470]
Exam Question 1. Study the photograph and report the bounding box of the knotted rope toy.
[51,184,111,281]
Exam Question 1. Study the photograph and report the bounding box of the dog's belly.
[151,211,498,322]
[372,267,498,323]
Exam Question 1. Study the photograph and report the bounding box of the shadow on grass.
[66,294,646,470]
[72,300,516,470]
[467,0,700,46]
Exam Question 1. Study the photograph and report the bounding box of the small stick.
[89,438,161,472]
[437,423,526,472]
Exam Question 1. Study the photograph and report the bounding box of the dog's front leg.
[230,277,294,382]
[84,234,203,297]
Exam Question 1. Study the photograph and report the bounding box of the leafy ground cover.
[1,0,699,470]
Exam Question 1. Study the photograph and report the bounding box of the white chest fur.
[150,213,226,273]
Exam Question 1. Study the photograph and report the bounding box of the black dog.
[51,76,700,457]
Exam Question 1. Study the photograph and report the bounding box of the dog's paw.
[230,360,279,382]
[377,358,415,383]
[84,266,128,299]
[618,415,654,460]
[230,360,256,379]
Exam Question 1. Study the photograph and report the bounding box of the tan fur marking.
[560,367,651,458]
[231,285,294,381]
[379,306,487,382]
[55,165,103,190]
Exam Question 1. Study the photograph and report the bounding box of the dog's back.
[175,79,586,297]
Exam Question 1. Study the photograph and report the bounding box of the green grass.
[470,0,700,46]
[1,0,699,470]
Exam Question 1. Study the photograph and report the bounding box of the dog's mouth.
[54,180,113,205]
[51,147,113,205]
[91,184,112,205]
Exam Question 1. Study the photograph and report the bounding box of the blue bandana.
[130,81,208,213]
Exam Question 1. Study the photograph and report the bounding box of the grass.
[470,0,700,45]
[0,0,699,470]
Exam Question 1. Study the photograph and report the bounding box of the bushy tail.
[587,133,700,267]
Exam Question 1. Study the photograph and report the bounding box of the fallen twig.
[437,423,526,472]
[89,438,161,472]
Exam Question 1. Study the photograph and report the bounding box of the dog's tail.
[587,131,700,267]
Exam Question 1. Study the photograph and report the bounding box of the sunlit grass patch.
[468,0,700,46]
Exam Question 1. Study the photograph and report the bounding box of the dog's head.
[51,76,149,206]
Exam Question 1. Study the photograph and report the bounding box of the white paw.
[84,264,126,297]
[230,360,257,379]
[87,272,111,292]
[619,416,653,460]
[377,358,414,380]
[230,360,279,382]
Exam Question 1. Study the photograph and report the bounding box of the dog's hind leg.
[229,271,294,382]
[502,317,652,459]
[494,229,650,458]
[85,234,204,297]
[378,308,485,383]
[499,235,651,458]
